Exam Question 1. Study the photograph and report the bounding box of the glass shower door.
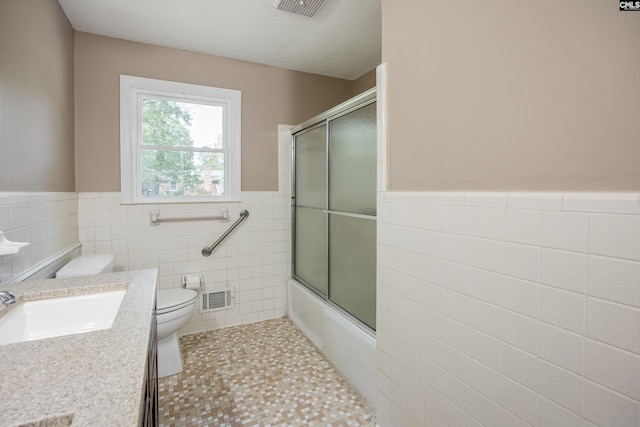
[328,102,377,330]
[293,90,377,331]
[293,124,328,296]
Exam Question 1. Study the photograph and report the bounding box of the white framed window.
[120,75,241,204]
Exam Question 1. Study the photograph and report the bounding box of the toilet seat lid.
[157,288,198,312]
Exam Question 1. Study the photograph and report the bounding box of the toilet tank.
[55,254,115,278]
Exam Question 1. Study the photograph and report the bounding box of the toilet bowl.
[156,288,198,378]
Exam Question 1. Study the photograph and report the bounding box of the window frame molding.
[120,75,241,204]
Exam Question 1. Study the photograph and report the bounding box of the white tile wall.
[77,127,292,334]
[376,191,640,427]
[0,192,78,283]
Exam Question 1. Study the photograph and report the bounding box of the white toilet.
[156,288,198,378]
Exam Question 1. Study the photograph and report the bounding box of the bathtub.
[286,278,376,408]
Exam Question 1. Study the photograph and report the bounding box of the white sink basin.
[0,290,126,345]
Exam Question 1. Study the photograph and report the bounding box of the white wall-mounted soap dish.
[0,231,29,256]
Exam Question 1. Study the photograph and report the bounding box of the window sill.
[120,197,243,205]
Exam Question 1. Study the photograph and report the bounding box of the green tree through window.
[141,99,200,196]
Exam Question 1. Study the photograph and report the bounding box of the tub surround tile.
[563,192,640,214]
[501,276,539,319]
[586,297,640,355]
[582,380,640,427]
[470,388,501,427]
[377,191,640,427]
[538,323,584,375]
[587,255,640,308]
[464,192,508,208]
[507,192,563,210]
[500,376,538,425]
[0,192,79,283]
[470,298,502,338]
[588,213,640,261]
[539,286,585,334]
[584,338,640,401]
[504,208,542,245]
[424,204,449,232]
[537,359,583,414]
[448,205,474,236]
[503,242,540,283]
[541,210,588,253]
[537,396,582,427]
[500,342,537,390]
[471,268,503,306]
[471,238,503,273]
[540,248,586,293]
[473,207,504,240]
[78,191,289,335]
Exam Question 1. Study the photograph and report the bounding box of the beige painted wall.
[75,33,355,192]
[0,0,75,191]
[352,69,376,96]
[383,0,640,190]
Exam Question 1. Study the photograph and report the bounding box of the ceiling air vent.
[275,0,326,17]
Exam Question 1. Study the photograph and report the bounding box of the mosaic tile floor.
[158,317,375,426]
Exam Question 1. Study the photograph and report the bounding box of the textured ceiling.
[57,0,381,80]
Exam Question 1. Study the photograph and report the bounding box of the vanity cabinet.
[141,306,158,426]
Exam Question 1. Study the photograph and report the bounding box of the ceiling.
[57,0,381,81]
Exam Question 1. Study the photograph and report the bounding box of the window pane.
[142,98,224,149]
[329,102,377,216]
[294,206,328,296]
[294,125,326,209]
[141,149,225,197]
[329,214,376,330]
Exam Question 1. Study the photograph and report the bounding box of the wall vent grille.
[275,0,326,17]
[199,287,234,313]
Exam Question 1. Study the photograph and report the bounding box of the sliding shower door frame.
[291,88,377,336]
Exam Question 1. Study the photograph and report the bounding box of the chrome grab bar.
[202,210,249,257]
[150,209,229,226]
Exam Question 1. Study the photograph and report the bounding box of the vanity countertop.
[0,269,157,427]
